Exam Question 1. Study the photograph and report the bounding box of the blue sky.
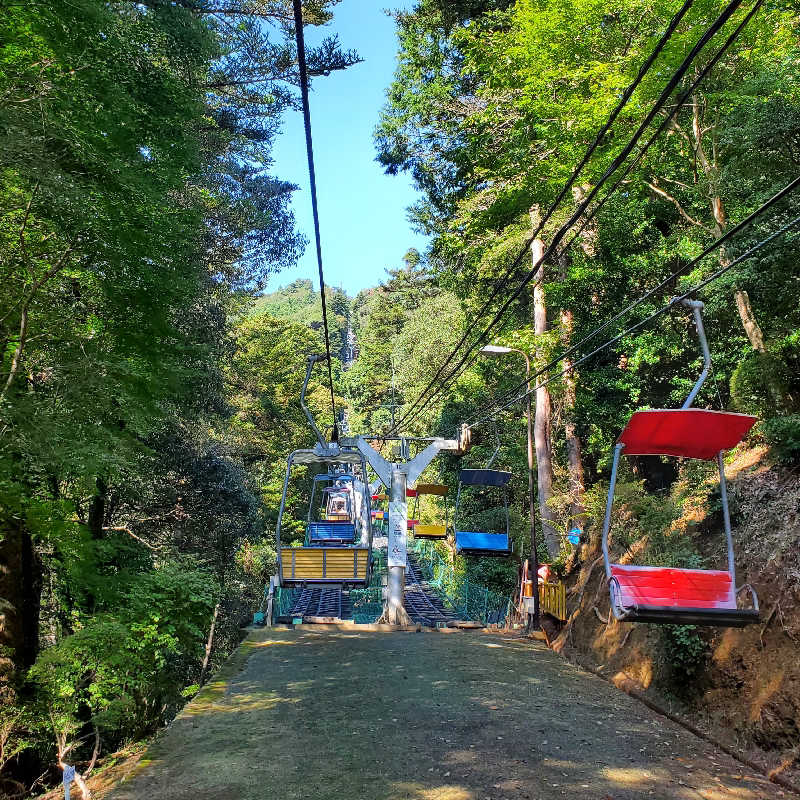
[267,0,427,297]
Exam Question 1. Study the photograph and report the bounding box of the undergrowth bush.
[25,563,215,773]
[585,475,678,557]
[762,415,800,464]
[730,351,791,417]
[660,624,709,690]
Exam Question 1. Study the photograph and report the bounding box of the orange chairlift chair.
[601,299,759,627]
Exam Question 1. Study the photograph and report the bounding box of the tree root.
[593,606,608,624]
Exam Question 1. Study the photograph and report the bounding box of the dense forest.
[2,0,800,795]
[0,1,354,795]
[358,0,800,766]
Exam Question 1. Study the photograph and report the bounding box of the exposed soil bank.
[553,447,800,787]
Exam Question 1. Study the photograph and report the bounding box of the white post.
[355,435,460,626]
[388,467,409,624]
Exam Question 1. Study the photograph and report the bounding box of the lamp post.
[479,344,540,629]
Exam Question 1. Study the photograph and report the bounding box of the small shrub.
[660,624,709,688]
[762,415,800,464]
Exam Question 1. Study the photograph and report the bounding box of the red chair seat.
[619,409,756,460]
[610,564,735,610]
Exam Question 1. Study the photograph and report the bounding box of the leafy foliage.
[0,0,358,793]
[660,625,710,688]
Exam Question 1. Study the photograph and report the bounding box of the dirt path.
[109,627,786,800]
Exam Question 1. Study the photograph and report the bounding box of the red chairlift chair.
[601,299,759,627]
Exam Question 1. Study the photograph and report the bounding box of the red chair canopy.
[618,409,756,460]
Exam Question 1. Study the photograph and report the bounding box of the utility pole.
[379,364,402,432]
[388,460,409,624]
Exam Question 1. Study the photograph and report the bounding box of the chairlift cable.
[292,0,338,433]
[383,0,699,434]
[465,173,800,425]
[389,0,745,434]
[559,0,765,256]
[468,0,769,427]
[466,213,800,431]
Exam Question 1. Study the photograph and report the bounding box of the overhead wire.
[559,0,765,256]
[383,0,698,433]
[292,0,338,436]
[465,172,800,425]
[389,0,747,434]
[466,213,800,430]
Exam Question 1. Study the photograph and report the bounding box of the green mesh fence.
[349,587,383,623]
[348,549,386,623]
[274,587,302,620]
[269,553,386,625]
[369,547,387,588]
[409,539,512,626]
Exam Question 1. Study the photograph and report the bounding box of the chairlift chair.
[276,448,373,587]
[601,299,759,627]
[454,469,513,556]
[305,473,356,545]
[323,485,352,522]
[410,483,450,540]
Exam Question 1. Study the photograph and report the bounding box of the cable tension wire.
[390,0,746,434]
[468,172,800,425]
[467,213,800,430]
[292,0,338,435]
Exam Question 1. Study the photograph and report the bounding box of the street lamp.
[479,344,540,629]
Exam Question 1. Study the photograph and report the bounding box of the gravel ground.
[109,627,786,800]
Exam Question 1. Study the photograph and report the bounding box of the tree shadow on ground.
[108,629,781,800]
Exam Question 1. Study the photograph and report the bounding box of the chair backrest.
[455,470,512,540]
[307,522,355,543]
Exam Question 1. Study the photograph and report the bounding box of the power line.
[384,0,697,434]
[559,0,765,257]
[292,0,338,434]
[465,172,800,425]
[467,213,800,430]
[389,0,746,434]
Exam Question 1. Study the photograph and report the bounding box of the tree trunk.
[560,312,587,530]
[0,518,43,698]
[530,210,559,559]
[561,187,591,530]
[198,602,220,687]
[734,288,766,353]
[87,477,108,540]
[691,95,771,356]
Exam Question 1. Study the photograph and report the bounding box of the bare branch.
[102,526,160,551]
[0,242,76,328]
[18,180,40,268]
[644,179,712,231]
